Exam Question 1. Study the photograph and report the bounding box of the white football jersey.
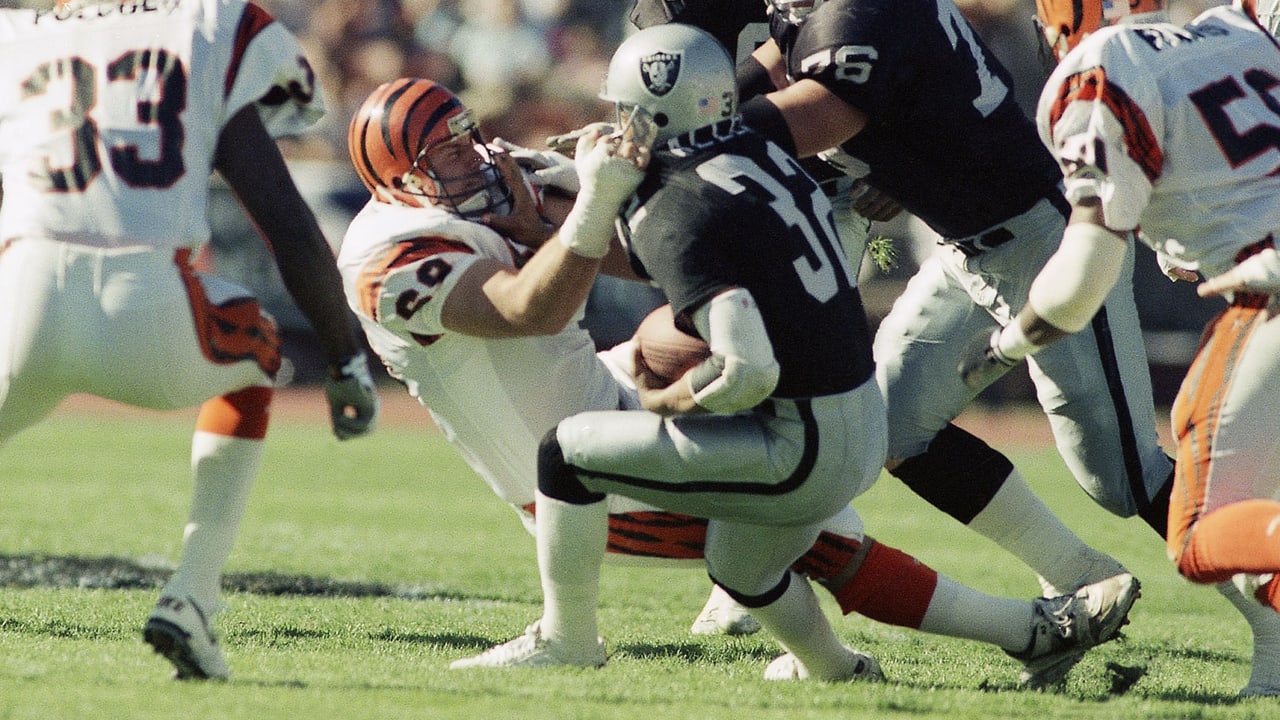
[338,200,633,514]
[1037,5,1280,278]
[0,0,322,249]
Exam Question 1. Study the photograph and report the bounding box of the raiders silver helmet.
[600,24,736,144]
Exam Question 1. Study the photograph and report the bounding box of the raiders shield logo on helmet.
[640,52,680,96]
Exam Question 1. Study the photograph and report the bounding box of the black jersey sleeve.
[774,0,1064,236]
[626,130,875,396]
[781,0,901,118]
[630,0,769,58]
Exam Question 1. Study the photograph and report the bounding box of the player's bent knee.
[1079,482,1140,519]
[1171,541,1208,584]
[890,424,1012,524]
[537,427,604,504]
[1167,518,1224,585]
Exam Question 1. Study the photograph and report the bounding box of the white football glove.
[557,131,645,259]
[575,132,644,207]
[1198,247,1280,298]
[325,351,379,440]
[491,137,579,195]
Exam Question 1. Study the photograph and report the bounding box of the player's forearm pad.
[557,136,643,259]
[1027,222,1127,334]
[688,288,780,414]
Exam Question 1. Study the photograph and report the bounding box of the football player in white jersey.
[341,78,775,635]
[0,0,379,680]
[961,0,1280,697]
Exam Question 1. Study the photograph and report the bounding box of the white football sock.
[1218,580,1280,693]
[917,575,1035,652]
[164,431,262,608]
[967,469,1124,593]
[750,573,853,680]
[535,490,607,655]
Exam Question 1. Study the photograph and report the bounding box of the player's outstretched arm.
[958,202,1128,389]
[441,129,646,338]
[1197,248,1280,297]
[214,104,378,439]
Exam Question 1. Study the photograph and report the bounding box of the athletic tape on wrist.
[557,204,612,259]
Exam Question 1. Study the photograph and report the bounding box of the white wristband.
[556,137,640,259]
[556,203,613,259]
[994,321,1037,363]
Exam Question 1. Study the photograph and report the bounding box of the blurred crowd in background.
[2,0,1228,401]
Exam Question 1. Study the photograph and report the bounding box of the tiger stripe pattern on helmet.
[348,78,470,207]
[1036,0,1167,62]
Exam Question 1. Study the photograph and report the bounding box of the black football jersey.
[773,0,1064,237]
[622,119,874,398]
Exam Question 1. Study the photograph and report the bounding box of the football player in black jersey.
[729,0,1174,606]
[630,0,907,261]
[451,23,1139,687]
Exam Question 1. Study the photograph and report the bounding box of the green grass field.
[0,395,1272,719]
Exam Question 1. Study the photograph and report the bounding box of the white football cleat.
[763,646,884,682]
[1011,572,1140,688]
[690,585,762,636]
[143,595,229,680]
[449,621,606,669]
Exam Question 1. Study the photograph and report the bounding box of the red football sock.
[829,541,938,628]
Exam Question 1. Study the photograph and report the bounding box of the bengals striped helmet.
[1035,0,1167,64]
[348,78,511,215]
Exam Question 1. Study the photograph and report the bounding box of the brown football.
[634,304,711,385]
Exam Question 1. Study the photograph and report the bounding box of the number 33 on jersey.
[0,0,321,252]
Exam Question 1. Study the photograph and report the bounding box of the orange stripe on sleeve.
[1049,67,1163,182]
[223,2,277,100]
[355,236,475,323]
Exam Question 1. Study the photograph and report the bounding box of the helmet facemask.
[610,103,661,152]
[406,132,513,219]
